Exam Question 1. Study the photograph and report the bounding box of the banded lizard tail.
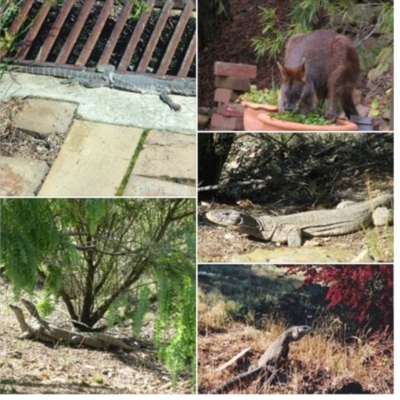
[210,325,311,394]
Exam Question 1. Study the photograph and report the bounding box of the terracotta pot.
[256,112,358,131]
[241,100,279,131]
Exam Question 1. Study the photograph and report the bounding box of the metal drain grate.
[1,0,196,78]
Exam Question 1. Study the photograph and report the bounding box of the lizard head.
[206,210,266,237]
[206,210,248,226]
[289,325,311,341]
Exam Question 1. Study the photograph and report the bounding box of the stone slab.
[231,247,358,263]
[38,120,141,196]
[14,98,76,136]
[0,73,196,134]
[123,175,195,196]
[132,130,196,180]
[0,156,49,196]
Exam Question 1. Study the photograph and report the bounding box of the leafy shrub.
[286,265,393,333]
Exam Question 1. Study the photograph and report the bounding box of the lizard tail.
[209,366,264,394]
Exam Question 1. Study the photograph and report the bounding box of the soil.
[198,0,287,108]
[0,98,67,166]
[198,132,393,263]
[0,287,192,394]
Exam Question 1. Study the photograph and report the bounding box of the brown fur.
[277,30,360,121]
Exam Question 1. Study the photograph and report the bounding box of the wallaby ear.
[299,58,307,83]
[300,58,306,72]
[277,61,290,81]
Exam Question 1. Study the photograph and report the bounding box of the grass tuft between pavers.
[115,129,150,196]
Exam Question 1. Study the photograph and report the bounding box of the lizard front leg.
[373,206,393,226]
[286,226,302,247]
[159,90,181,111]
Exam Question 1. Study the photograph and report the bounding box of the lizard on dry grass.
[210,325,311,394]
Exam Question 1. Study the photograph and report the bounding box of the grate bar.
[76,0,114,66]
[56,0,95,64]
[118,0,155,72]
[154,0,193,8]
[10,60,88,71]
[98,1,134,66]
[37,1,77,62]
[178,30,196,77]
[158,0,194,75]
[17,0,52,59]
[3,0,195,79]
[137,0,174,73]
[0,0,34,59]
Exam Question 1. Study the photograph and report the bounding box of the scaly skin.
[210,326,311,394]
[206,194,393,247]
[7,64,195,111]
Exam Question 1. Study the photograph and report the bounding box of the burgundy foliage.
[285,265,393,331]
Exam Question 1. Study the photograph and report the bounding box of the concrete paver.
[132,130,196,180]
[1,73,196,197]
[0,73,196,134]
[0,156,49,196]
[123,176,195,196]
[14,98,76,135]
[38,121,142,196]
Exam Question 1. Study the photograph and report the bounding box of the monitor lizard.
[4,64,195,111]
[206,194,393,247]
[210,325,311,394]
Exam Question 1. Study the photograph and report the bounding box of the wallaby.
[277,30,360,121]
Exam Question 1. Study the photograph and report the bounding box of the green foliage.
[106,294,132,328]
[0,200,68,294]
[0,0,38,55]
[133,286,151,337]
[252,0,393,77]
[152,229,196,389]
[164,274,195,386]
[369,98,380,117]
[83,199,109,235]
[240,86,279,105]
[368,88,391,118]
[130,0,150,21]
[36,297,55,318]
[1,198,196,387]
[269,110,332,126]
[289,0,343,28]
[0,0,20,27]
[43,263,64,295]
[251,8,297,61]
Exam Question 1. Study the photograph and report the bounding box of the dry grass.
[364,224,393,261]
[199,312,393,394]
[198,290,393,394]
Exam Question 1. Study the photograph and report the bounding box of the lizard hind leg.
[287,226,302,247]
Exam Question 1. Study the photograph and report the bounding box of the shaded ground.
[0,98,67,166]
[197,265,393,394]
[0,287,192,394]
[198,0,287,108]
[198,133,393,262]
